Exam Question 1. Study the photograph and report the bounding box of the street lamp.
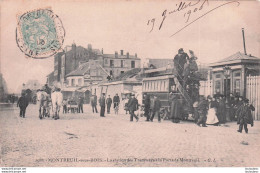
[223,66,231,97]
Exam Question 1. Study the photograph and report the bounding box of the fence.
[246,75,260,120]
[200,80,213,97]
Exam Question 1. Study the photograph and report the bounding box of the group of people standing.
[193,94,255,133]
[90,93,121,117]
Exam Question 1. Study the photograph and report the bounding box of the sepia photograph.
[0,0,259,171]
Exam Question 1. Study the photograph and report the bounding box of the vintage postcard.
[0,0,259,171]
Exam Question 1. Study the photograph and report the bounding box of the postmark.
[16,8,65,59]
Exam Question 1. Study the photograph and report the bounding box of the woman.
[206,96,219,126]
[169,93,182,123]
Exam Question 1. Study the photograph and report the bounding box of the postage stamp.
[16,8,65,59]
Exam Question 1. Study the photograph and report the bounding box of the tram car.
[142,67,194,120]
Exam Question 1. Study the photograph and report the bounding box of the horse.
[51,89,63,120]
[36,90,48,119]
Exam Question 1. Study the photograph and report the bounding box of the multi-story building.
[102,50,141,77]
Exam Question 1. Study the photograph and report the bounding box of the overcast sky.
[1,0,259,93]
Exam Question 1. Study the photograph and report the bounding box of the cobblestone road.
[0,104,259,167]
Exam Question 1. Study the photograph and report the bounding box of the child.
[17,93,29,118]
[237,99,254,133]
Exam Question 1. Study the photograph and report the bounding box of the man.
[183,61,190,89]
[237,99,254,133]
[196,95,209,127]
[128,93,139,122]
[90,94,98,113]
[62,99,68,114]
[78,96,84,113]
[99,93,106,117]
[143,94,150,121]
[113,93,120,111]
[173,48,190,82]
[106,95,112,114]
[150,95,162,122]
[17,92,29,118]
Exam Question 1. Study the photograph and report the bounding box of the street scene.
[0,0,260,169]
[1,103,260,167]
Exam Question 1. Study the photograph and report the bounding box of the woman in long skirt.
[206,96,219,126]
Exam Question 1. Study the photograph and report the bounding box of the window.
[215,80,221,93]
[110,70,113,76]
[121,60,124,68]
[121,71,124,74]
[110,60,114,67]
[215,74,221,78]
[234,79,240,95]
[78,78,82,86]
[234,72,241,77]
[104,59,108,64]
[71,79,75,86]
[131,61,135,68]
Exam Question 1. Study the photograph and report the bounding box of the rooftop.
[66,63,90,77]
[210,52,260,67]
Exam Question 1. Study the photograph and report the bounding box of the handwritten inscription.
[147,0,240,36]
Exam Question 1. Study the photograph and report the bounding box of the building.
[102,50,141,77]
[209,51,260,97]
[147,59,173,68]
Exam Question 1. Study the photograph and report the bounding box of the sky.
[1,0,259,93]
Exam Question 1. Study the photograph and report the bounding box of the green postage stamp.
[16,8,65,59]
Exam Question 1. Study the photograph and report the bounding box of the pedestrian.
[78,96,84,113]
[237,99,254,133]
[150,95,161,122]
[143,94,150,121]
[17,92,29,118]
[99,93,106,117]
[216,95,226,124]
[235,96,244,120]
[123,95,130,114]
[106,95,112,114]
[169,92,182,123]
[62,99,68,113]
[113,93,120,112]
[128,93,139,122]
[91,94,98,113]
[206,96,219,126]
[196,95,209,127]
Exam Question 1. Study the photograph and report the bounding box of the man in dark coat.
[91,94,98,113]
[150,95,162,122]
[169,93,182,123]
[128,94,139,122]
[106,95,112,114]
[17,93,29,118]
[237,99,254,133]
[78,96,84,113]
[173,48,189,83]
[143,94,151,121]
[113,94,120,110]
[216,95,226,124]
[99,93,106,117]
[235,96,244,120]
[196,95,209,127]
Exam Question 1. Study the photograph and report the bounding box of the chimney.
[120,50,124,55]
[135,53,137,58]
[101,48,103,54]
[115,51,118,58]
[126,52,129,58]
[242,28,247,55]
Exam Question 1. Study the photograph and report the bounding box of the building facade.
[210,52,260,97]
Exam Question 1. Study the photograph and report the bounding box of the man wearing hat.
[127,93,139,122]
[237,98,254,133]
[173,48,189,83]
[99,93,106,117]
[17,92,29,118]
[196,95,209,127]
